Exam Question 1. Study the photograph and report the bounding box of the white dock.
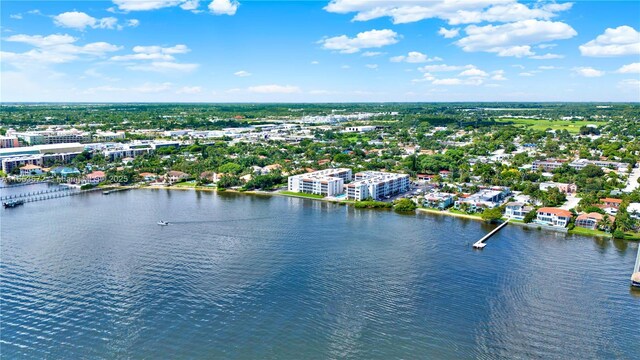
[473,219,510,249]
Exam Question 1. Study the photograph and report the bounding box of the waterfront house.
[199,171,219,183]
[600,198,622,209]
[575,212,614,230]
[346,171,410,201]
[85,171,106,185]
[535,207,572,228]
[50,166,81,178]
[139,172,158,181]
[19,164,43,176]
[504,202,534,220]
[166,170,189,184]
[423,192,454,210]
[417,174,436,182]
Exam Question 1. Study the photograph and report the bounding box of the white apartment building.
[346,171,410,201]
[288,168,353,197]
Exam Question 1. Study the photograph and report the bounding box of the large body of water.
[1,187,638,359]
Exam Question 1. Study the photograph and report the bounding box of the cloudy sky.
[1,0,639,102]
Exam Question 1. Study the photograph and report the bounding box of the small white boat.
[157,221,169,226]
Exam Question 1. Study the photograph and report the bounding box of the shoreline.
[125,185,629,240]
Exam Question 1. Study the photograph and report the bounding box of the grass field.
[569,227,612,237]
[172,180,197,188]
[279,191,325,199]
[494,118,599,134]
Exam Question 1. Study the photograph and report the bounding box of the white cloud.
[86,82,173,94]
[209,0,239,15]
[438,27,460,38]
[573,67,604,77]
[579,26,640,57]
[111,44,189,61]
[234,70,251,77]
[390,51,440,63]
[491,70,507,80]
[110,44,197,73]
[132,82,173,93]
[418,64,474,72]
[341,65,350,69]
[127,19,140,27]
[127,61,198,72]
[538,65,559,70]
[617,62,640,74]
[362,51,383,57]
[365,64,378,69]
[459,67,488,77]
[319,29,399,54]
[324,0,573,25]
[519,72,534,77]
[618,78,640,88]
[2,34,121,67]
[455,19,577,57]
[529,53,564,59]
[177,86,203,94]
[53,12,120,30]
[247,84,301,94]
[432,77,484,86]
[10,14,23,19]
[112,0,184,11]
[310,60,320,64]
[112,0,239,14]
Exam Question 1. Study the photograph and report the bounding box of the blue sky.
[1,0,639,102]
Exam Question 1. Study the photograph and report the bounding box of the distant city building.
[343,126,377,133]
[569,159,628,172]
[532,159,567,172]
[14,130,91,145]
[0,136,19,148]
[345,171,410,201]
[288,168,352,197]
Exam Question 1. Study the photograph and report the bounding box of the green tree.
[394,198,417,212]
[481,207,503,223]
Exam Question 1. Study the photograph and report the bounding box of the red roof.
[537,207,572,217]
[601,198,622,204]
[86,171,105,179]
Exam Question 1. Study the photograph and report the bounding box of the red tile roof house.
[536,207,573,228]
[600,198,622,209]
[85,171,106,185]
[165,171,189,185]
[575,212,615,230]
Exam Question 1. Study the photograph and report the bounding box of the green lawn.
[494,118,598,134]
[279,191,325,199]
[569,227,612,237]
[623,232,640,241]
[172,180,197,188]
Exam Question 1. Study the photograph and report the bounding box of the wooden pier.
[473,219,510,249]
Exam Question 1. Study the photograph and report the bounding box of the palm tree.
[597,216,612,232]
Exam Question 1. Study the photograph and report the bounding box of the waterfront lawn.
[280,191,325,199]
[173,181,197,188]
[569,227,612,237]
[449,209,473,216]
[624,232,640,241]
[494,118,594,134]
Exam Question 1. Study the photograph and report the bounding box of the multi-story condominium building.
[288,168,352,197]
[532,159,567,172]
[535,207,572,228]
[93,131,126,142]
[504,202,534,220]
[569,159,628,172]
[345,171,410,201]
[14,130,91,145]
[0,136,19,148]
[539,181,578,194]
[2,155,43,173]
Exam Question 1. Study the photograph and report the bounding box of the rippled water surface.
[1,188,638,359]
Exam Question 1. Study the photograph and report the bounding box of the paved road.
[623,164,640,193]
[560,195,581,210]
